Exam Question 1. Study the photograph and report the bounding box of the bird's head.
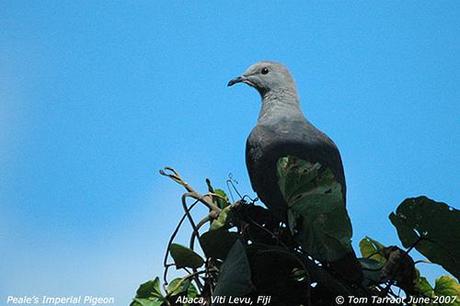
[227,61,296,96]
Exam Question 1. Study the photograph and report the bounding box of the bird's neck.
[258,89,304,124]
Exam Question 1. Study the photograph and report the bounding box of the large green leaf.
[166,277,198,298]
[389,196,460,279]
[277,156,353,262]
[135,277,163,299]
[169,243,204,269]
[412,268,435,298]
[412,275,460,305]
[130,277,165,306]
[130,298,163,306]
[213,240,253,297]
[434,276,460,306]
[359,236,387,264]
[415,275,434,298]
[199,228,239,260]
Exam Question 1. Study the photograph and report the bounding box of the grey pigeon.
[228,61,362,282]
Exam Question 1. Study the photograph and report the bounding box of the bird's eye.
[261,67,269,75]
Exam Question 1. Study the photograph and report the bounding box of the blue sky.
[1,1,459,304]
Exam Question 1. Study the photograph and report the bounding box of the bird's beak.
[227,76,246,87]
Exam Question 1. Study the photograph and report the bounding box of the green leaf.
[359,236,387,264]
[434,275,460,306]
[415,274,434,297]
[130,298,163,306]
[169,243,204,269]
[135,277,163,299]
[213,240,253,297]
[166,278,186,296]
[131,278,165,306]
[277,156,353,262]
[211,205,233,230]
[214,189,229,209]
[389,196,460,279]
[205,179,229,209]
[199,228,239,260]
[166,277,198,298]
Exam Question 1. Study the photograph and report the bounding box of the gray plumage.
[229,61,346,220]
[228,61,362,282]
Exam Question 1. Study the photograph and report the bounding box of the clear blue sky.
[1,1,459,304]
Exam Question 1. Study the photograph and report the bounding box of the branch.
[160,167,221,213]
[162,200,199,290]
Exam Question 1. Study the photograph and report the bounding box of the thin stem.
[162,201,199,288]
[160,167,221,213]
[190,215,211,251]
[181,194,205,291]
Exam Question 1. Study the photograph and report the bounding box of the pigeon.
[228,61,363,282]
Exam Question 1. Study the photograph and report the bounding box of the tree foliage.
[131,168,459,306]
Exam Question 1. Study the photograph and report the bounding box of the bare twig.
[162,200,200,290]
[160,167,194,193]
[180,194,206,291]
[178,192,227,291]
[160,167,221,213]
[226,173,242,202]
[190,215,211,251]
[160,167,232,294]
